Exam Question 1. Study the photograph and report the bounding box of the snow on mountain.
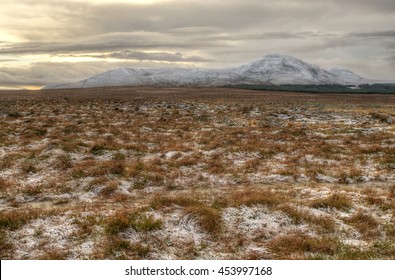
[44,54,373,89]
[327,68,365,85]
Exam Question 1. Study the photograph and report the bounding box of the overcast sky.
[0,0,394,89]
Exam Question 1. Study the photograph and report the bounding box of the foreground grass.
[0,87,394,259]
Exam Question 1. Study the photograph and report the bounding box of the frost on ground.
[0,87,395,259]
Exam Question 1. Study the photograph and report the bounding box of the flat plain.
[0,87,394,259]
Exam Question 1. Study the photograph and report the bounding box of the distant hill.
[44,54,389,89]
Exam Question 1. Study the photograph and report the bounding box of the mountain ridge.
[44,54,378,89]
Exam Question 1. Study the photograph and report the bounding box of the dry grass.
[184,205,222,235]
[73,214,100,238]
[37,248,69,260]
[389,185,395,199]
[130,214,163,233]
[268,231,338,259]
[105,237,132,259]
[227,188,286,208]
[105,211,131,235]
[99,181,119,197]
[1,87,394,259]
[346,210,380,239]
[278,204,336,232]
[151,194,200,209]
[0,177,11,192]
[0,230,13,258]
[309,192,353,211]
[0,210,43,231]
[105,211,163,235]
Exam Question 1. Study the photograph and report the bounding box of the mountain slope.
[44,54,373,89]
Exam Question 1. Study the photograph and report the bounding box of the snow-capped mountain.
[44,54,372,89]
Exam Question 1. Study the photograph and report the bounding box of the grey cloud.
[0,60,201,86]
[88,51,213,62]
[0,32,225,55]
[351,31,395,38]
[1,0,369,40]
[330,0,395,12]
[1,0,395,86]
[205,31,340,42]
[1,1,394,55]
[0,62,112,86]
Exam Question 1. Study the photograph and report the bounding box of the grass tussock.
[184,205,222,235]
[0,209,43,231]
[71,160,125,178]
[335,241,395,260]
[105,211,163,235]
[101,236,132,259]
[268,231,339,259]
[130,214,163,232]
[227,188,286,208]
[389,185,395,199]
[278,204,336,232]
[363,188,392,210]
[54,154,72,170]
[129,242,151,259]
[105,211,131,235]
[0,230,13,258]
[73,214,100,238]
[23,185,44,196]
[309,192,353,211]
[37,248,69,260]
[151,194,200,209]
[99,181,119,197]
[0,177,11,192]
[346,210,380,239]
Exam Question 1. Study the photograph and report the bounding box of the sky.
[0,0,394,89]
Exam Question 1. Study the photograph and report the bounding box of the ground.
[0,87,394,260]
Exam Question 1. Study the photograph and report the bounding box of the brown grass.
[0,177,11,192]
[363,188,392,210]
[346,210,380,239]
[99,181,119,197]
[310,192,353,211]
[92,236,129,259]
[227,188,286,208]
[71,160,125,178]
[389,185,395,199]
[278,204,336,232]
[130,214,163,232]
[73,214,100,238]
[0,230,13,258]
[184,205,222,235]
[37,248,69,260]
[0,209,43,230]
[105,211,163,235]
[268,231,338,259]
[2,88,395,260]
[23,185,44,196]
[243,158,261,173]
[151,194,200,209]
[54,154,72,170]
[105,211,131,235]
